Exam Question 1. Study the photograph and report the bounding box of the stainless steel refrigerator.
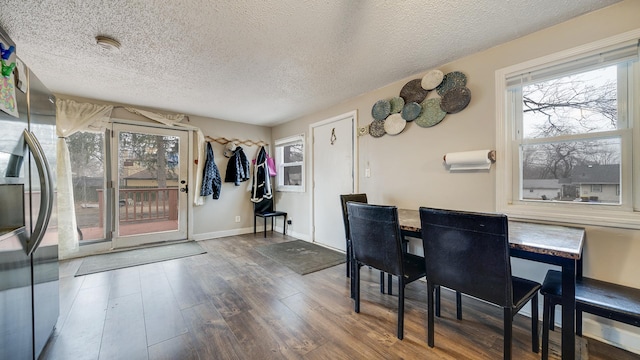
[0,26,59,360]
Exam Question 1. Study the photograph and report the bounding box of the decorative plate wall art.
[399,79,429,104]
[401,102,422,121]
[366,69,470,138]
[415,98,446,128]
[440,86,471,114]
[421,69,444,90]
[384,113,406,135]
[369,119,386,137]
[436,71,467,96]
[372,99,391,120]
[389,96,405,114]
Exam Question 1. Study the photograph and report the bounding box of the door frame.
[309,110,358,244]
[111,122,190,248]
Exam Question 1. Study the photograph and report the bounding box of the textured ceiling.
[0,1,619,126]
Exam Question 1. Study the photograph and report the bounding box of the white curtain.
[56,99,114,259]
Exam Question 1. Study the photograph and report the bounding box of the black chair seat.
[542,270,640,318]
[403,253,427,282]
[513,277,542,310]
[256,210,287,217]
[541,269,640,359]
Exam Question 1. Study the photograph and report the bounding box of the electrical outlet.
[365,168,371,178]
[235,216,241,223]
[287,219,292,225]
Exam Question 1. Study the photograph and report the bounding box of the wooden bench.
[540,269,640,359]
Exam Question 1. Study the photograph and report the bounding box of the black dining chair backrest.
[340,193,368,244]
[420,207,541,359]
[348,201,427,340]
[420,207,512,307]
[348,202,404,277]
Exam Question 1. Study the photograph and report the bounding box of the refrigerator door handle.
[23,129,54,256]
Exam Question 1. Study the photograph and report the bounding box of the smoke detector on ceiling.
[95,36,121,52]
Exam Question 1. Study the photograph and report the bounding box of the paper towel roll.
[444,150,492,171]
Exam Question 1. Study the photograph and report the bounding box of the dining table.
[397,209,585,360]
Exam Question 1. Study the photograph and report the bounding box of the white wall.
[272,1,640,353]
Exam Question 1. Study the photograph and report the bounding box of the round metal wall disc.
[384,113,406,135]
[415,98,446,128]
[400,79,429,104]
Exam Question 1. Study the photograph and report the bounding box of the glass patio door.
[111,123,188,248]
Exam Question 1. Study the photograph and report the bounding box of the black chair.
[253,197,287,238]
[419,207,541,360]
[540,269,640,360]
[347,202,426,340]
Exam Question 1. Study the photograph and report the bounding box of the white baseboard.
[581,317,640,355]
[193,226,312,242]
[276,226,311,241]
[192,226,257,241]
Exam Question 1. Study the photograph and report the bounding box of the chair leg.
[354,263,361,313]
[576,308,583,336]
[388,273,393,296]
[531,294,539,353]
[503,308,513,360]
[254,216,257,234]
[435,285,441,317]
[283,215,287,235]
[380,272,385,294]
[542,296,551,360]
[350,250,356,299]
[427,283,435,347]
[456,291,462,320]
[549,300,555,331]
[263,217,267,238]
[397,278,405,340]
[346,241,351,278]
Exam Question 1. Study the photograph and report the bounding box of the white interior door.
[312,113,355,251]
[111,123,188,248]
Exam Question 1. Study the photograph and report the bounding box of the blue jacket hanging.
[200,142,222,199]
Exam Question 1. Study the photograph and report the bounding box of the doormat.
[75,241,206,276]
[255,240,345,275]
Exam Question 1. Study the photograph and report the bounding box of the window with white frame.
[275,134,305,192]
[496,34,640,228]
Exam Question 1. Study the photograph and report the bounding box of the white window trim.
[275,134,305,192]
[495,29,640,229]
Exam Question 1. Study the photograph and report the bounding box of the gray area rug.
[75,241,206,276]
[255,240,345,275]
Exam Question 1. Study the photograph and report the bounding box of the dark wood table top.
[398,209,584,260]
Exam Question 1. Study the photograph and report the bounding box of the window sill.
[276,187,305,193]
[498,202,640,230]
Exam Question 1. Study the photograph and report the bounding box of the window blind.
[506,39,639,89]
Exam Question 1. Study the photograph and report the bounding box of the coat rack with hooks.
[205,136,269,147]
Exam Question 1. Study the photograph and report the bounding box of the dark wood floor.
[42,233,639,360]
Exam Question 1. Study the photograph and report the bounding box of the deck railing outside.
[97,188,178,227]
